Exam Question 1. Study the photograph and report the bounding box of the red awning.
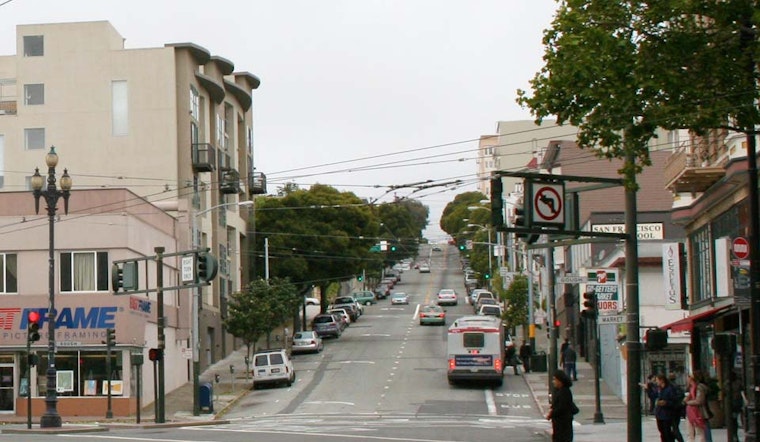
[660,306,731,333]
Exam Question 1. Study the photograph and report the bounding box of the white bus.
[446,315,505,386]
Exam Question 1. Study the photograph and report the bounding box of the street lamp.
[31,146,71,429]
[191,199,252,416]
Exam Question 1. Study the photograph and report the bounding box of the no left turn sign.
[531,182,564,226]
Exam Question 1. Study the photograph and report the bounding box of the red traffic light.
[148,348,163,361]
[554,319,561,327]
[28,310,40,323]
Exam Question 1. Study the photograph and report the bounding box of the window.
[24,128,45,150]
[0,254,18,293]
[690,226,713,303]
[111,81,128,136]
[463,332,485,348]
[22,349,122,398]
[190,86,200,120]
[60,251,109,292]
[24,84,44,105]
[23,35,44,57]
[0,135,4,189]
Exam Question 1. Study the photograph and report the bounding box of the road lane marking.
[484,389,497,416]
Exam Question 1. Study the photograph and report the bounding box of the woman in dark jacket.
[547,370,575,442]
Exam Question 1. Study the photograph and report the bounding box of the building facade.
[0,21,260,417]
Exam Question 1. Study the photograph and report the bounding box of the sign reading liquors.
[591,223,664,240]
[583,268,620,316]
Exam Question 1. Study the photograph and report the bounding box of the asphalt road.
[44,244,550,442]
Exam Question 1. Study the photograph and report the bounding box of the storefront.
[0,294,154,417]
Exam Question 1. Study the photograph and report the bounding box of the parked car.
[390,292,409,305]
[475,297,499,313]
[291,331,323,354]
[478,304,503,317]
[352,291,377,305]
[312,314,342,338]
[252,348,295,389]
[436,288,458,306]
[419,304,446,326]
[432,246,442,252]
[305,297,320,306]
[470,289,493,305]
[327,308,351,329]
[332,296,361,321]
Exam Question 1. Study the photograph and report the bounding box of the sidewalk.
[524,360,738,441]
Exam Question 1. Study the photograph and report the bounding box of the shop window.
[20,350,122,398]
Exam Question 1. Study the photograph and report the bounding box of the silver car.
[291,331,324,354]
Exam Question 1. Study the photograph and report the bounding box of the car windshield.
[313,315,333,323]
[438,289,455,295]
[423,306,441,312]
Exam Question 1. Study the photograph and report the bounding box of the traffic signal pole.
[155,247,166,424]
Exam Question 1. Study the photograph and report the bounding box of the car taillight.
[494,358,502,372]
[310,340,316,344]
[438,314,445,318]
[448,358,456,370]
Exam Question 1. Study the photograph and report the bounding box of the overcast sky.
[0,0,559,241]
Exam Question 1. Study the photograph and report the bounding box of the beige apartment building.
[0,21,261,417]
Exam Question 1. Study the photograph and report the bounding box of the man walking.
[519,340,532,373]
[563,344,577,381]
[559,338,569,369]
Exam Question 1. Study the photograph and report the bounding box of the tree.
[376,198,428,263]
[440,191,487,238]
[502,274,529,337]
[224,279,277,359]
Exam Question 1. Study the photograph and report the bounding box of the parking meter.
[214,373,220,383]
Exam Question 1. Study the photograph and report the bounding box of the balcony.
[192,143,216,173]
[664,148,725,194]
[249,172,267,195]
[219,169,240,194]
[0,100,17,115]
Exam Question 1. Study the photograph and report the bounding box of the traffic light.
[27,353,39,366]
[196,252,219,282]
[390,244,397,252]
[490,176,504,227]
[357,274,363,282]
[112,261,138,292]
[459,244,465,251]
[514,206,527,240]
[484,272,491,280]
[105,328,116,348]
[148,348,163,361]
[645,329,668,351]
[581,291,597,320]
[27,310,41,342]
[554,319,561,328]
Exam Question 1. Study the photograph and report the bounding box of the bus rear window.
[463,332,484,348]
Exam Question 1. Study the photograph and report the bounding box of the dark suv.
[332,296,360,321]
[312,314,342,338]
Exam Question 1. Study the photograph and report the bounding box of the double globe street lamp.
[31,146,72,428]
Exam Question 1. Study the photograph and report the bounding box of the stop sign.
[732,237,750,260]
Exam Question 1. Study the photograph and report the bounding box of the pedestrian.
[684,370,712,442]
[560,338,569,368]
[729,371,744,441]
[519,340,532,373]
[562,344,577,381]
[546,370,577,442]
[655,373,679,442]
[505,343,519,375]
[642,374,660,415]
[669,373,686,442]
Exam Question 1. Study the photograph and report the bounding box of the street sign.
[181,255,195,283]
[530,182,565,226]
[534,309,547,325]
[181,347,193,359]
[732,237,750,260]
[499,267,509,277]
[557,274,588,284]
[598,315,625,325]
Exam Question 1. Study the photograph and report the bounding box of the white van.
[446,315,505,386]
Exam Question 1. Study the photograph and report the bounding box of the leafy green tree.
[440,191,487,239]
[377,198,428,263]
[502,274,529,336]
[224,279,276,358]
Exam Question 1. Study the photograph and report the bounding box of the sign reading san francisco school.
[591,223,664,240]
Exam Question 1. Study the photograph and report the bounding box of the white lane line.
[484,389,497,416]
[413,304,421,319]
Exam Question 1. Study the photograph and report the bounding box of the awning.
[660,305,731,333]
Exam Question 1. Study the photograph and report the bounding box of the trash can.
[199,382,214,413]
[531,352,548,373]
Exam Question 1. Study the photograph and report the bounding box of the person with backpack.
[669,373,686,442]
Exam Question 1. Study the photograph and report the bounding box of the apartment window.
[190,86,200,120]
[0,135,4,189]
[111,81,128,136]
[24,128,45,150]
[24,84,44,105]
[216,114,224,149]
[60,251,109,292]
[690,226,713,303]
[23,36,44,57]
[0,254,18,293]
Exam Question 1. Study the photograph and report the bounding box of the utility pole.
[155,246,166,424]
[624,151,642,442]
